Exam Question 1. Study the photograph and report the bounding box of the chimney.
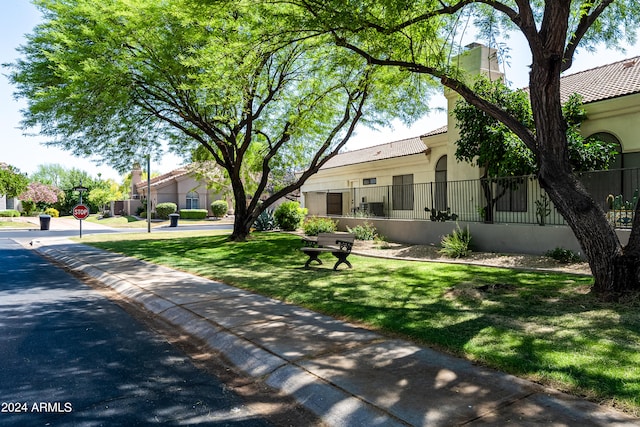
[444,43,504,182]
[456,43,503,82]
[131,163,142,197]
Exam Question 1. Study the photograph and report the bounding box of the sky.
[1,2,639,183]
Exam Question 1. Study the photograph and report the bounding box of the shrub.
[253,210,276,231]
[0,210,21,217]
[138,211,154,219]
[303,216,338,236]
[210,200,228,218]
[347,221,378,240]
[545,247,582,264]
[273,201,307,231]
[180,209,208,219]
[439,224,472,258]
[21,200,36,216]
[44,207,59,217]
[156,202,177,219]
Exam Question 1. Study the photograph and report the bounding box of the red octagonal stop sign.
[73,204,90,220]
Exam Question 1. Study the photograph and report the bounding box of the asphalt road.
[0,237,274,426]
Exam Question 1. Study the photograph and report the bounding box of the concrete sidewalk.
[32,238,640,426]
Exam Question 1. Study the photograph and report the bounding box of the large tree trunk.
[228,175,252,242]
[538,167,640,296]
[230,211,252,242]
[529,58,640,297]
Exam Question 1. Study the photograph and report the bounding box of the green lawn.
[78,230,640,416]
[0,219,32,228]
[84,215,230,228]
[84,215,147,227]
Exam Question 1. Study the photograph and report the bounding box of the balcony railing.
[311,168,640,228]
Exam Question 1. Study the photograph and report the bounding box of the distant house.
[299,43,640,253]
[117,164,227,216]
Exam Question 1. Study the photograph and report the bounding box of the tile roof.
[421,125,447,138]
[321,136,427,169]
[135,166,190,190]
[559,56,640,103]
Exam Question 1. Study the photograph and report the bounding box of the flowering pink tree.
[19,182,61,215]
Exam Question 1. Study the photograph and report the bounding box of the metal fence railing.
[309,168,640,228]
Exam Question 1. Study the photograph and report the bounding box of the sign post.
[72,182,89,238]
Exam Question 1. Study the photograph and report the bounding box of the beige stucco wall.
[156,181,178,205]
[302,154,432,217]
[581,93,640,154]
[175,176,220,212]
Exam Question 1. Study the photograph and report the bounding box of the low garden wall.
[335,216,631,256]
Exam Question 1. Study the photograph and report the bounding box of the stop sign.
[73,204,90,220]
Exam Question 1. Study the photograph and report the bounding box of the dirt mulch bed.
[352,239,592,275]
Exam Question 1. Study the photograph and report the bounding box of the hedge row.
[180,209,208,219]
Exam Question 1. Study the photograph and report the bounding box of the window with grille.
[186,191,199,209]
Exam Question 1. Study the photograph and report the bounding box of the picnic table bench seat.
[301,232,355,270]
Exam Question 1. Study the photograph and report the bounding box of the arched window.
[186,191,199,209]
[434,155,447,211]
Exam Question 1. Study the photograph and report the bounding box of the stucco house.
[0,195,17,211]
[117,164,227,216]
[299,44,640,254]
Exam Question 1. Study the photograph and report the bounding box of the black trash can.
[39,214,52,231]
[169,213,180,227]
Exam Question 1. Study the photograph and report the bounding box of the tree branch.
[260,69,372,208]
[563,0,614,72]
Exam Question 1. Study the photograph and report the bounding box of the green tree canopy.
[0,163,29,199]
[30,164,102,215]
[453,78,618,178]
[29,164,67,188]
[9,0,432,240]
[88,179,124,213]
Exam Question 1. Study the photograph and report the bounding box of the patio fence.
[316,167,640,228]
